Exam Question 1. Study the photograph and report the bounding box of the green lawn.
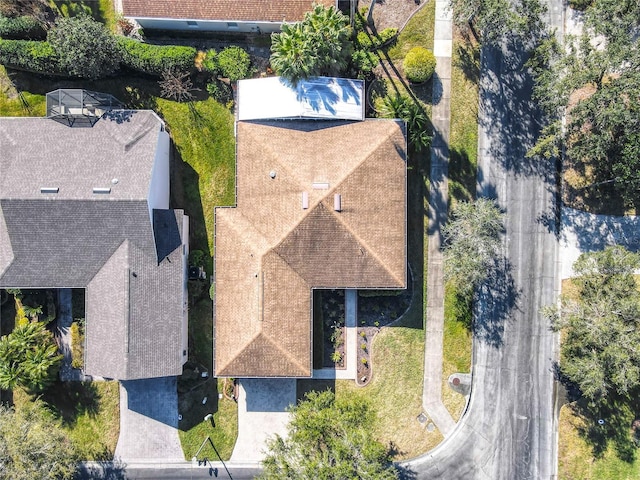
[559,404,640,480]
[449,34,480,203]
[14,381,120,460]
[388,3,436,60]
[336,305,443,460]
[178,379,238,461]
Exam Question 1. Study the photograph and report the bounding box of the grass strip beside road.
[559,404,640,480]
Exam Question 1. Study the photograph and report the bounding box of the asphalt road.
[78,462,262,480]
[405,3,563,479]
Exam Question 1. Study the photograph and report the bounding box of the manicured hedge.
[0,39,63,74]
[0,15,46,40]
[118,37,196,76]
[403,46,436,84]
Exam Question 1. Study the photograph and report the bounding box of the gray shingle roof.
[0,114,187,380]
[0,111,160,201]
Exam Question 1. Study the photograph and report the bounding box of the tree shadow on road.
[474,256,520,347]
[478,38,556,184]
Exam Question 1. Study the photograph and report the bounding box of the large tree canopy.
[545,246,640,401]
[530,0,640,208]
[47,13,120,79]
[442,198,505,299]
[270,5,353,85]
[261,390,398,480]
[0,401,77,480]
[448,0,546,44]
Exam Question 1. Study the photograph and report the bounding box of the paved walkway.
[313,289,357,380]
[421,0,457,437]
[229,378,296,464]
[114,377,184,463]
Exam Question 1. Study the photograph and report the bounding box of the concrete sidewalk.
[422,0,457,437]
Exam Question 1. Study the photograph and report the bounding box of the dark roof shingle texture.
[214,119,407,378]
[122,0,335,22]
[0,114,187,380]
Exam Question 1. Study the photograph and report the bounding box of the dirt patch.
[361,0,425,31]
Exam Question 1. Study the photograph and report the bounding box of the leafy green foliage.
[529,0,640,208]
[201,48,218,74]
[217,46,252,82]
[546,246,640,401]
[379,94,431,152]
[442,198,504,299]
[449,0,546,44]
[0,321,62,393]
[261,390,399,479]
[270,4,352,85]
[47,13,119,79]
[0,38,60,74]
[403,46,436,83]
[118,37,196,77]
[0,401,78,480]
[0,14,44,39]
[546,246,640,460]
[356,27,397,51]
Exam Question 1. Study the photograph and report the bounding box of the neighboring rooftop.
[0,110,161,201]
[214,119,407,378]
[0,109,187,380]
[237,77,365,121]
[121,0,335,22]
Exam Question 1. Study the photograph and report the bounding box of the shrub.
[403,46,436,83]
[0,15,45,39]
[206,78,232,104]
[217,46,252,82]
[350,48,378,79]
[201,48,218,74]
[356,27,397,51]
[118,37,196,77]
[70,321,84,369]
[0,39,62,74]
[47,14,120,79]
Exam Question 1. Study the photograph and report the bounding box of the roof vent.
[312,182,329,190]
[302,191,309,209]
[92,187,111,194]
[112,178,119,185]
[334,194,342,212]
[40,187,59,194]
[269,170,276,179]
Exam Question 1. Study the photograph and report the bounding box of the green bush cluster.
[118,37,196,76]
[568,0,592,10]
[403,46,436,84]
[356,27,397,51]
[217,46,252,82]
[0,15,45,39]
[0,39,62,74]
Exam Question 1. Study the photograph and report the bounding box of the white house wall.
[130,17,283,34]
[181,214,189,367]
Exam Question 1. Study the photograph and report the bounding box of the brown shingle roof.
[214,119,407,378]
[122,0,335,23]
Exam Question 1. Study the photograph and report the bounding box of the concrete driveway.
[230,378,297,464]
[114,377,184,463]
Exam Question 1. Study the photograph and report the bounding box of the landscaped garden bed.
[316,289,346,369]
